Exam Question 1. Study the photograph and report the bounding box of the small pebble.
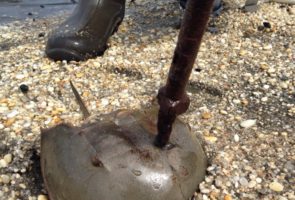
[241,99,249,106]
[280,82,288,89]
[239,177,249,186]
[240,119,256,128]
[3,154,12,164]
[263,21,271,29]
[263,44,272,50]
[37,195,48,200]
[256,177,262,183]
[101,98,109,106]
[284,161,294,172]
[281,132,288,137]
[202,112,212,119]
[201,188,210,194]
[249,180,256,188]
[261,97,268,102]
[16,74,25,79]
[268,68,276,74]
[215,178,223,188]
[1,175,10,184]
[19,84,29,93]
[204,136,217,143]
[19,183,26,189]
[269,181,284,192]
[224,194,232,200]
[220,110,228,115]
[38,32,45,37]
[233,99,241,104]
[234,134,240,142]
[7,110,18,118]
[0,159,7,168]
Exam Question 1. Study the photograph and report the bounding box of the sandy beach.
[0,0,294,199]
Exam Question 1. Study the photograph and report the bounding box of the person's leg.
[46,0,126,62]
[179,0,222,15]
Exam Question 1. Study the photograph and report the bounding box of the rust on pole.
[155,0,215,148]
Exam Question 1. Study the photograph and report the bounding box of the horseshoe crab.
[41,0,214,199]
[41,109,207,200]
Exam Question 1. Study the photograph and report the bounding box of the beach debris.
[19,84,29,93]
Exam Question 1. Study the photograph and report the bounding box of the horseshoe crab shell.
[41,109,207,200]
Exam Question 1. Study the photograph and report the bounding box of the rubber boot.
[46,0,126,61]
[179,0,222,16]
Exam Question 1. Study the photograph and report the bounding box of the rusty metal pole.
[155,0,215,148]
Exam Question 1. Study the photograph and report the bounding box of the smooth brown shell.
[41,109,207,200]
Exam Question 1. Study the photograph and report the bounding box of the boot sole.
[46,48,85,62]
[46,46,107,62]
